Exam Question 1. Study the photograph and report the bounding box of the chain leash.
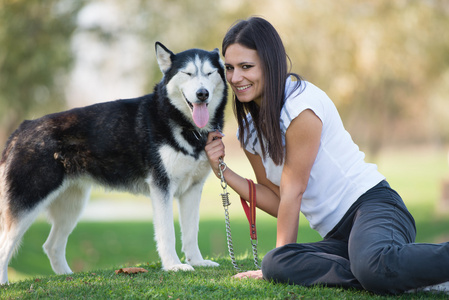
[218,158,241,271]
[218,158,260,271]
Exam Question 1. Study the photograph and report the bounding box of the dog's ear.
[212,48,224,69]
[155,42,174,73]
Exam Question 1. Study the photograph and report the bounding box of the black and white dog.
[0,42,227,284]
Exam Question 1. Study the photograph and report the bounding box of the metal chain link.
[251,239,261,269]
[218,157,260,271]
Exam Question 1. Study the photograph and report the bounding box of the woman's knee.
[262,245,307,284]
[261,247,285,282]
[351,254,400,294]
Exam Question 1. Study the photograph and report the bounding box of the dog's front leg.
[150,187,194,271]
[178,182,219,268]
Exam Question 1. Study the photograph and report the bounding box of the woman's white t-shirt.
[238,78,385,237]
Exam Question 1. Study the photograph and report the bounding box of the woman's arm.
[276,109,322,247]
[244,149,280,217]
[205,131,280,216]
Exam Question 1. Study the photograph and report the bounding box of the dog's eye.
[206,70,217,76]
[182,72,193,76]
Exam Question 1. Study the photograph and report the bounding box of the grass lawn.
[3,258,449,299]
[3,146,449,298]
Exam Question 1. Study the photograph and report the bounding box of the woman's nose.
[229,69,242,84]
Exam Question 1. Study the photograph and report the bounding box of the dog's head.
[155,42,227,131]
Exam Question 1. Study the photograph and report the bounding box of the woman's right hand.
[205,130,226,178]
[232,270,264,280]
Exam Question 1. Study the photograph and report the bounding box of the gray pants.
[262,181,449,294]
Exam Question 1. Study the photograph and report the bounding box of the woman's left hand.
[232,270,263,280]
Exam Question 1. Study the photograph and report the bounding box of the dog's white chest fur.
[157,144,210,196]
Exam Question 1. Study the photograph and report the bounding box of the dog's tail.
[0,164,4,233]
[0,163,8,234]
[0,163,17,249]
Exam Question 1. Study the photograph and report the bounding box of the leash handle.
[240,179,257,240]
[240,179,261,269]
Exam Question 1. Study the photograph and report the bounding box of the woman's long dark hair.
[222,17,302,165]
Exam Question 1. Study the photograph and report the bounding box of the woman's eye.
[242,65,253,69]
[225,66,233,71]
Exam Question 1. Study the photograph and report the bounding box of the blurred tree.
[264,0,449,157]
[339,0,449,155]
[0,0,85,146]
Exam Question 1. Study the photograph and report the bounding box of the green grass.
[2,258,448,299]
[7,218,321,279]
[3,146,449,298]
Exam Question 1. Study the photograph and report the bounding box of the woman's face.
[224,43,264,106]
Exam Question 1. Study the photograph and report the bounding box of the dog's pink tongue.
[192,103,209,128]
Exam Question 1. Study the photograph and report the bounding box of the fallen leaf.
[115,267,148,275]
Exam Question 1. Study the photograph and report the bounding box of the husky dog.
[0,42,227,284]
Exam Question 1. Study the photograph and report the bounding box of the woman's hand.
[232,270,264,280]
[205,130,226,178]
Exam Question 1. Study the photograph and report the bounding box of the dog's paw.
[166,263,195,272]
[188,259,219,267]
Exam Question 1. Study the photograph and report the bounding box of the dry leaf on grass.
[115,267,148,275]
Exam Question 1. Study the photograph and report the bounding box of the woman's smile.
[236,84,252,91]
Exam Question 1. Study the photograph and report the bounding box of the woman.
[205,16,449,295]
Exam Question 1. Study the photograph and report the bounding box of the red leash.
[240,179,257,241]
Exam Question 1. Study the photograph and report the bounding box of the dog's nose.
[196,88,209,101]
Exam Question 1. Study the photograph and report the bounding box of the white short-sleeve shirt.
[238,78,385,237]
